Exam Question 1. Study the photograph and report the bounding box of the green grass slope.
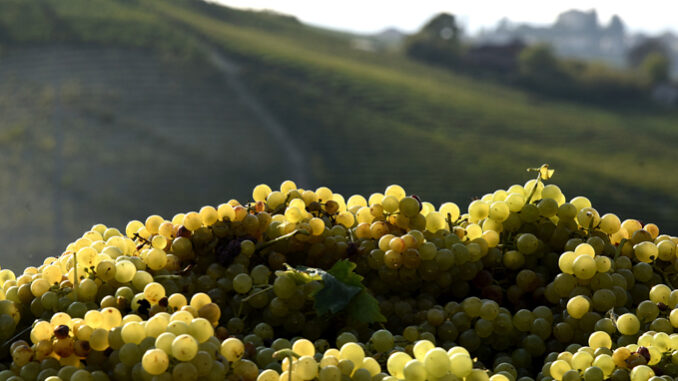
[1,0,677,269]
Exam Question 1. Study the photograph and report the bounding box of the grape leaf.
[346,290,387,323]
[314,260,362,315]
[326,260,364,288]
[293,260,385,323]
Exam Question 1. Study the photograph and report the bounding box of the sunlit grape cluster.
[1,167,678,381]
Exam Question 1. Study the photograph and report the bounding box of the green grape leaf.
[314,262,362,315]
[326,259,364,288]
[293,259,385,323]
[346,289,387,324]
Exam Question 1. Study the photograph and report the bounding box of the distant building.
[475,9,677,78]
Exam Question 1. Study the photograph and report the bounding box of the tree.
[405,13,463,67]
[518,44,561,78]
[641,52,670,84]
[628,38,669,68]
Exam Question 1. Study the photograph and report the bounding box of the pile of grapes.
[1,166,678,381]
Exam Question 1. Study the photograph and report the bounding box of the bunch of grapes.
[1,166,678,381]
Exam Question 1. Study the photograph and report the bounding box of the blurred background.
[0,0,677,271]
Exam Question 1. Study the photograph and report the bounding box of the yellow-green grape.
[558,251,576,274]
[96,260,116,282]
[217,204,235,221]
[258,369,280,381]
[336,212,355,228]
[339,342,364,369]
[638,333,654,348]
[84,310,103,329]
[220,337,245,362]
[361,357,381,377]
[466,224,483,240]
[505,193,524,213]
[468,200,489,222]
[657,239,677,261]
[653,332,671,352]
[309,218,325,236]
[313,186,331,202]
[588,331,612,349]
[41,265,62,285]
[574,243,595,257]
[101,307,122,330]
[31,320,53,343]
[425,212,446,233]
[346,194,367,209]
[172,334,198,361]
[145,215,163,235]
[155,332,176,355]
[647,346,662,365]
[591,354,614,377]
[617,313,641,335]
[145,248,167,270]
[423,348,450,378]
[183,212,202,231]
[566,295,590,319]
[143,282,165,304]
[145,315,168,338]
[650,284,671,305]
[571,351,593,371]
[197,206,217,227]
[285,207,303,223]
[77,247,98,267]
[572,255,596,279]
[599,213,621,234]
[126,220,144,238]
[634,241,658,263]
[439,202,460,222]
[594,256,611,273]
[280,180,297,193]
[412,340,435,361]
[381,195,399,214]
[489,201,510,222]
[296,355,318,380]
[292,338,315,357]
[141,348,169,375]
[30,279,50,298]
[318,365,341,381]
[577,207,600,228]
[168,293,187,310]
[121,322,145,344]
[89,328,109,351]
[403,359,426,381]
[167,320,189,335]
[114,260,136,283]
[467,369,491,381]
[630,365,654,381]
[188,318,213,343]
[449,353,473,378]
[399,197,420,219]
[387,352,412,379]
[190,293,211,310]
[549,360,571,381]
[384,184,406,200]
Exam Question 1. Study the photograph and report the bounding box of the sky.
[213,0,678,36]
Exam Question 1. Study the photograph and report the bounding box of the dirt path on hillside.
[204,46,311,187]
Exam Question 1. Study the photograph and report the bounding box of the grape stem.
[273,349,300,381]
[0,323,33,353]
[241,285,273,303]
[524,170,543,205]
[255,229,309,253]
[73,251,79,301]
